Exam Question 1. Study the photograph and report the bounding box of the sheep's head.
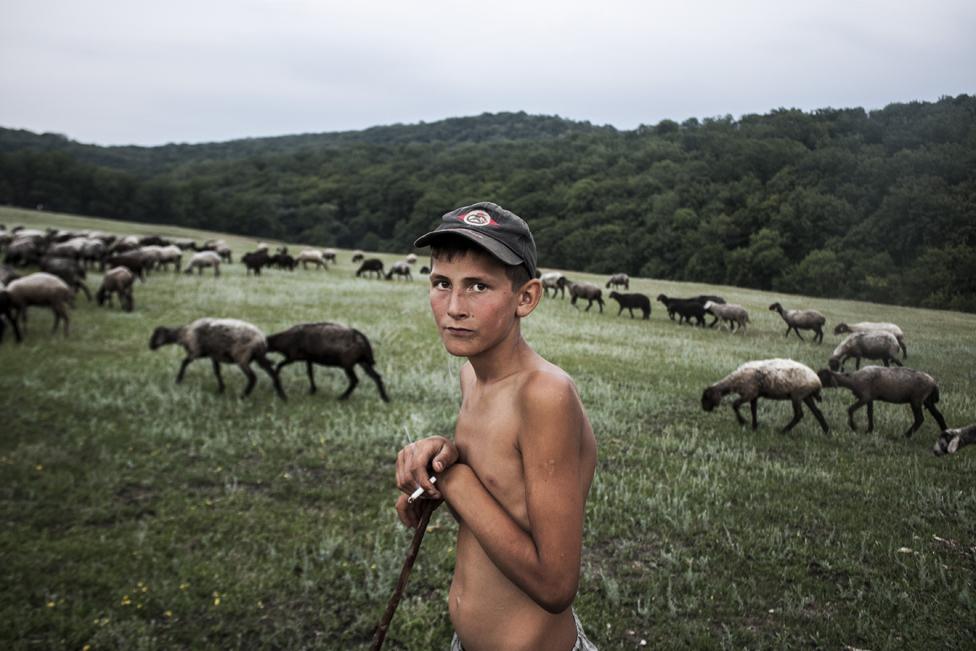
[149,326,176,350]
[703,301,714,311]
[701,386,723,412]
[828,358,842,372]
[656,294,668,303]
[933,430,962,456]
[609,291,621,300]
[817,369,838,388]
[833,323,850,335]
[768,302,782,312]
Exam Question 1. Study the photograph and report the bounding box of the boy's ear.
[515,278,543,317]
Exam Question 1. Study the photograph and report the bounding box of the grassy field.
[1,205,974,650]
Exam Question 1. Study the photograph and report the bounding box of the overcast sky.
[1,0,973,146]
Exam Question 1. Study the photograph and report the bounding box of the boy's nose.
[447,291,469,319]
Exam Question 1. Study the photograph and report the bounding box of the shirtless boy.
[394,202,598,651]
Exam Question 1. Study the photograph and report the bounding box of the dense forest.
[1,96,974,311]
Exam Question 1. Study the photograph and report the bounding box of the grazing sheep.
[4,239,41,266]
[609,291,651,319]
[769,302,826,343]
[703,301,750,333]
[256,242,270,252]
[0,285,23,344]
[656,295,706,326]
[605,273,630,290]
[267,322,390,402]
[405,253,418,264]
[933,425,976,456]
[105,251,149,281]
[296,249,328,270]
[385,261,413,281]
[834,322,908,358]
[818,367,946,438]
[202,239,233,263]
[695,294,726,305]
[109,235,140,254]
[323,248,338,263]
[242,249,271,275]
[356,258,385,279]
[138,235,170,247]
[702,359,829,433]
[184,251,222,276]
[96,267,135,312]
[569,282,604,312]
[420,266,430,275]
[4,272,74,337]
[149,318,285,400]
[154,245,183,272]
[351,251,365,263]
[828,332,903,371]
[271,252,296,270]
[40,256,92,301]
[540,272,569,299]
[80,238,107,269]
[0,264,22,285]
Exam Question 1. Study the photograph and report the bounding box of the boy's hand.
[396,436,458,500]
[395,493,442,529]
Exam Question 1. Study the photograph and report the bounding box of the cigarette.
[407,476,437,503]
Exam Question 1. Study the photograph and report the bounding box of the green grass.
[2,205,974,650]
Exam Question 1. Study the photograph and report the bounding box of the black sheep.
[271,253,296,270]
[242,249,271,275]
[105,252,148,281]
[0,289,23,344]
[356,258,385,279]
[656,295,706,326]
[267,322,390,402]
[609,291,651,319]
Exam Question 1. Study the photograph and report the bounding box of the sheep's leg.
[781,398,804,433]
[925,401,947,431]
[708,315,719,328]
[793,327,805,341]
[900,341,908,359]
[238,361,258,397]
[305,361,317,394]
[750,399,759,430]
[730,398,748,426]
[804,395,830,433]
[255,355,286,400]
[783,325,791,338]
[176,357,194,383]
[339,367,359,400]
[815,327,823,344]
[847,399,866,431]
[362,363,391,402]
[904,403,925,438]
[78,281,92,302]
[598,300,603,313]
[57,305,69,337]
[50,307,61,334]
[585,299,593,312]
[617,306,624,316]
[866,401,875,433]
[211,359,226,393]
[890,356,903,367]
[6,313,22,342]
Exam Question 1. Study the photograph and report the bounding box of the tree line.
[1,96,974,312]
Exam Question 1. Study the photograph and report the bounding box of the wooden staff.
[370,499,438,651]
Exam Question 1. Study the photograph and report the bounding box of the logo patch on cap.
[458,210,497,227]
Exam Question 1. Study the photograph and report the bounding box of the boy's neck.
[467,328,534,383]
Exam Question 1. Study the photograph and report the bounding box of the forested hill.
[2,96,975,311]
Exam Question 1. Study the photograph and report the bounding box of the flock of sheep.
[1,223,972,455]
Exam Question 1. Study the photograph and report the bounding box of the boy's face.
[428,249,527,358]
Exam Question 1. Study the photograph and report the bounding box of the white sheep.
[701,359,829,433]
[296,249,328,270]
[96,267,135,312]
[4,272,75,337]
[540,272,568,298]
[184,251,222,276]
[828,332,902,371]
[769,302,827,343]
[933,424,976,456]
[703,301,750,333]
[149,318,285,399]
[834,322,907,358]
[405,253,418,265]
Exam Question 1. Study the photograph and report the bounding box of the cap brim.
[414,228,524,266]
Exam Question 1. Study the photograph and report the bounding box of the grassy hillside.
[1,206,974,650]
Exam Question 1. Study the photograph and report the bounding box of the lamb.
[40,256,92,301]
[105,251,149,281]
[351,251,365,263]
[834,322,907,358]
[296,249,328,270]
[80,238,107,269]
[0,284,23,344]
[605,273,629,290]
[933,425,976,456]
[4,272,75,337]
[356,258,385,278]
[385,261,412,281]
[149,318,285,400]
[703,301,750,333]
[420,266,430,275]
[266,322,390,402]
[4,239,41,266]
[405,253,418,264]
[609,291,651,319]
[242,249,271,275]
[768,302,826,343]
[656,295,706,326]
[154,245,183,272]
[540,272,568,298]
[828,332,903,371]
[201,239,233,263]
[96,267,135,312]
[701,359,829,433]
[817,367,946,437]
[184,251,222,276]
[271,252,296,270]
[323,248,338,263]
[569,282,605,312]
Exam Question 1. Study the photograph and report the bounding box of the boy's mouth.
[444,326,475,337]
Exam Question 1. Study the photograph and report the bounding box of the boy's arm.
[438,372,586,614]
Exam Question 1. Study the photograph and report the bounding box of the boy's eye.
[432,279,450,289]
[471,282,488,293]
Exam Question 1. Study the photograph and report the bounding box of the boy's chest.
[454,390,528,522]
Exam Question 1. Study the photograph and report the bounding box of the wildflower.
[164,610,173,618]
[179,583,189,591]
[35,464,44,471]
[46,601,56,608]
[83,645,91,651]
[212,591,221,607]
[121,595,132,606]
